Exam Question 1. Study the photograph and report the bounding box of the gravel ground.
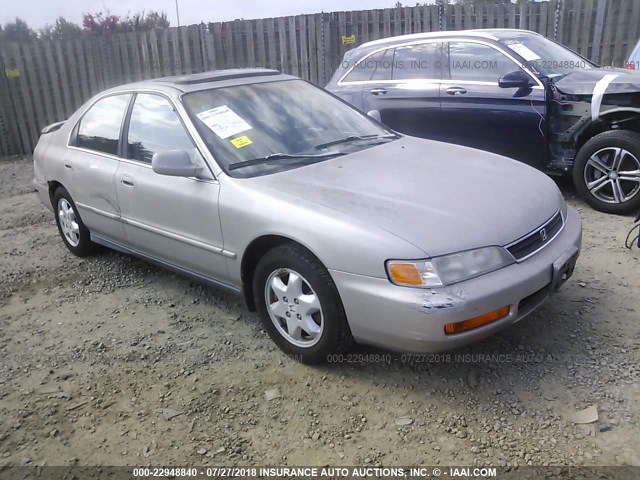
[0,156,638,469]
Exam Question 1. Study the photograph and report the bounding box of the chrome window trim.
[444,38,544,88]
[360,30,498,49]
[66,88,221,181]
[338,37,544,90]
[505,210,564,263]
[338,39,442,85]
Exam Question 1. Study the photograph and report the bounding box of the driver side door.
[439,40,547,168]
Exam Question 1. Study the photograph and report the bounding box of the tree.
[82,10,170,35]
[0,18,38,43]
[39,17,82,40]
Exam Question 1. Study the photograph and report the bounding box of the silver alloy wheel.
[57,198,80,247]
[584,147,640,204]
[264,268,324,348]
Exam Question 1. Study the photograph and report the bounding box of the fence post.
[437,0,446,31]
[321,12,331,85]
[592,0,608,64]
[553,0,562,41]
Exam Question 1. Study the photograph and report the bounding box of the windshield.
[182,79,395,177]
[497,34,595,76]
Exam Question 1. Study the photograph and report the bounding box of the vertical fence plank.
[42,42,65,121]
[600,0,616,65]
[611,0,631,66]
[288,16,299,76]
[299,16,309,80]
[9,44,36,151]
[245,20,256,68]
[30,42,55,126]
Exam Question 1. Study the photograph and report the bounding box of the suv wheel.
[253,243,353,364]
[573,130,640,214]
[53,187,97,256]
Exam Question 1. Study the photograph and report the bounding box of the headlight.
[386,246,515,288]
[558,189,568,221]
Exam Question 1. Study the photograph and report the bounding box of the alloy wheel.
[264,268,324,348]
[584,147,640,204]
[57,198,80,247]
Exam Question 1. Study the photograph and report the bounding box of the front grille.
[506,211,563,261]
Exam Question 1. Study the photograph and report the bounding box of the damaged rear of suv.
[327,29,640,214]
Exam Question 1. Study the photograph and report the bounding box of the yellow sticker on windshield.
[231,135,253,148]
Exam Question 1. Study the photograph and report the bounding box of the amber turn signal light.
[387,263,423,285]
[444,306,510,335]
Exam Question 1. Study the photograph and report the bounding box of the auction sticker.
[230,135,253,148]
[196,105,252,139]
[505,42,541,62]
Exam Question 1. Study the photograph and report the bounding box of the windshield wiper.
[228,151,345,171]
[314,133,398,150]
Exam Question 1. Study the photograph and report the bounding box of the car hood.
[250,137,561,257]
[553,68,640,95]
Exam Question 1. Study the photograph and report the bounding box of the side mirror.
[367,110,382,122]
[498,70,532,89]
[152,150,204,178]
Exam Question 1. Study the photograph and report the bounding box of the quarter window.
[392,43,441,80]
[447,42,520,82]
[343,48,394,82]
[127,94,195,163]
[76,94,131,156]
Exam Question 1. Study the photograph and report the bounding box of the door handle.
[446,87,468,96]
[370,88,387,96]
[120,175,135,187]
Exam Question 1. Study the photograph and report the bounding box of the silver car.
[33,69,582,363]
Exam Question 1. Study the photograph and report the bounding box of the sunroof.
[155,69,281,85]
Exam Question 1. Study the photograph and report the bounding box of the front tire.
[573,130,640,214]
[253,243,353,364]
[53,187,97,256]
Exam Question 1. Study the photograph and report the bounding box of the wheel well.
[240,235,308,311]
[48,181,64,207]
[576,113,640,152]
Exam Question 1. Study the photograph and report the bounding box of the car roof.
[358,28,542,49]
[107,68,297,94]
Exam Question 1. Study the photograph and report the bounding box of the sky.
[0,0,426,29]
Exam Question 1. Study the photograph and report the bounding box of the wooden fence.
[1,0,639,156]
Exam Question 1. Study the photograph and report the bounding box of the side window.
[392,43,441,80]
[447,42,519,82]
[127,94,195,163]
[76,94,131,156]
[342,48,393,82]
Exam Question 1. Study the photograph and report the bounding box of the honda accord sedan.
[327,29,640,215]
[33,69,582,363]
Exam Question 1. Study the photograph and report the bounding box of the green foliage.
[0,18,38,43]
[39,17,82,41]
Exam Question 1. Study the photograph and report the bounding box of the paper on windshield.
[196,105,252,139]
[506,42,541,62]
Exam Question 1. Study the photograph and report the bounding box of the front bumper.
[330,207,582,353]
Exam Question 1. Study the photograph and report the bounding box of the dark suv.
[327,29,640,214]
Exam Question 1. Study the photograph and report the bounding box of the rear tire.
[53,187,97,256]
[572,130,640,214]
[253,243,353,364]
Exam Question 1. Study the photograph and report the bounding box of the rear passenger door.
[67,93,130,242]
[439,40,547,168]
[361,42,444,138]
[115,93,230,285]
